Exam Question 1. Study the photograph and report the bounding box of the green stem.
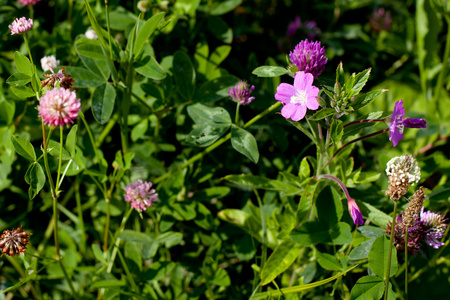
[384,200,399,300]
[80,112,101,164]
[323,128,388,170]
[343,119,385,128]
[405,226,409,300]
[42,125,55,197]
[55,126,64,190]
[74,179,86,254]
[6,256,39,299]
[235,103,241,124]
[104,0,113,60]
[23,34,34,66]
[432,15,450,119]
[58,260,80,299]
[116,247,139,293]
[107,207,134,273]
[97,113,118,147]
[103,169,117,253]
[153,102,282,184]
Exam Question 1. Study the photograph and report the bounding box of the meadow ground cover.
[0,0,449,299]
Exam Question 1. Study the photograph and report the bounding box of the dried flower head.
[0,226,32,257]
[229,81,255,105]
[389,100,426,147]
[289,39,327,78]
[9,17,33,35]
[41,55,60,72]
[137,0,151,12]
[124,180,158,212]
[385,155,420,200]
[402,187,426,228]
[37,88,81,127]
[85,28,98,40]
[41,67,75,90]
[18,0,41,6]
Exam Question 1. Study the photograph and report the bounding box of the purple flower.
[289,39,327,78]
[275,71,319,121]
[348,198,364,225]
[389,100,427,147]
[9,17,33,35]
[37,88,81,127]
[420,208,447,249]
[18,0,41,5]
[229,81,255,105]
[124,180,158,212]
[287,16,302,38]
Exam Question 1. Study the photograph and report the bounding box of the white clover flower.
[85,28,98,40]
[40,55,60,72]
[385,155,421,186]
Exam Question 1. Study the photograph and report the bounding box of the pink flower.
[18,0,41,6]
[9,17,33,35]
[347,198,364,226]
[124,180,158,212]
[275,71,320,121]
[37,88,81,127]
[228,81,255,105]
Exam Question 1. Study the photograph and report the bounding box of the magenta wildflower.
[289,39,327,78]
[18,0,41,5]
[9,17,33,35]
[124,180,158,212]
[420,208,447,249]
[348,198,364,226]
[275,71,319,121]
[389,100,426,147]
[37,88,81,127]
[229,81,255,105]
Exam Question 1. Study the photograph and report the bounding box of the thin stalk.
[384,200,399,300]
[74,180,86,254]
[42,125,55,198]
[58,260,79,299]
[23,33,34,66]
[97,113,118,147]
[80,113,100,164]
[153,102,282,184]
[116,247,139,293]
[343,119,385,128]
[104,0,113,60]
[107,207,133,273]
[323,128,388,169]
[52,194,60,259]
[55,126,64,190]
[6,256,39,299]
[405,226,409,300]
[235,103,241,124]
[103,169,118,253]
[254,189,267,265]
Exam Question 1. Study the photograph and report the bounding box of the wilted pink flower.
[37,88,81,127]
[124,180,158,212]
[41,55,60,72]
[18,0,41,5]
[229,81,255,105]
[9,17,33,35]
[0,226,32,257]
[289,39,327,78]
[275,71,319,121]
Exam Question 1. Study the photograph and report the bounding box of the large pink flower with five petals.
[275,71,320,121]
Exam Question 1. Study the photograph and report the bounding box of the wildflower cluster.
[37,88,81,127]
[229,81,255,105]
[9,17,33,35]
[385,155,421,201]
[387,187,447,254]
[124,180,158,212]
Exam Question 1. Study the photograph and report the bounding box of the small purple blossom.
[389,100,426,147]
[18,0,40,5]
[348,198,364,226]
[289,39,327,78]
[287,16,302,38]
[37,88,81,127]
[124,180,158,212]
[420,208,447,249]
[229,81,255,105]
[9,17,33,35]
[275,71,319,121]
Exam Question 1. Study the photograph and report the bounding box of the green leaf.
[78,54,110,81]
[287,119,315,142]
[298,157,311,179]
[330,118,344,144]
[316,186,343,227]
[316,252,343,271]
[133,12,165,57]
[349,238,376,260]
[194,202,214,230]
[209,0,242,15]
[90,280,126,288]
[169,203,197,221]
[11,135,36,161]
[47,140,71,160]
[195,75,240,103]
[75,38,106,60]
[134,55,166,80]
[118,229,152,243]
[260,239,303,286]
[223,174,300,195]
[252,66,288,77]
[91,243,106,263]
[0,98,15,125]
[14,51,33,76]
[308,108,337,121]
[358,201,390,228]
[290,221,329,246]
[350,275,384,300]
[330,222,353,245]
[64,66,106,88]
[351,68,371,95]
[358,226,385,238]
[6,73,31,87]
[230,124,259,163]
[10,85,35,99]
[368,235,398,279]
[351,90,384,111]
[92,83,116,124]
[125,241,143,271]
[211,268,231,286]
[173,51,196,100]
[297,181,317,222]
[207,16,232,44]
[65,125,78,157]
[24,162,45,199]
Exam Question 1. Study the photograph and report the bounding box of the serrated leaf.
[351,90,385,111]
[230,124,259,163]
[11,135,36,161]
[308,108,337,121]
[260,239,303,286]
[252,66,288,77]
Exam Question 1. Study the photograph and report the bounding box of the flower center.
[290,90,308,105]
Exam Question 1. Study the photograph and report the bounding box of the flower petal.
[281,103,297,120]
[294,71,314,91]
[291,104,307,121]
[275,83,296,104]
